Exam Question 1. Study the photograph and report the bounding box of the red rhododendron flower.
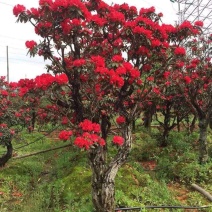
[151,39,161,47]
[92,123,101,133]
[25,40,37,50]
[73,59,86,67]
[15,112,22,117]
[13,4,26,16]
[110,74,124,87]
[91,14,106,27]
[174,47,186,55]
[184,76,192,84]
[129,69,140,79]
[27,8,39,17]
[116,116,126,125]
[194,21,203,27]
[58,130,73,141]
[79,119,101,133]
[163,71,170,79]
[74,136,91,150]
[113,136,124,146]
[112,55,123,62]
[1,90,8,96]
[147,76,154,81]
[61,117,69,125]
[39,0,53,6]
[0,123,7,128]
[153,87,160,94]
[116,66,127,75]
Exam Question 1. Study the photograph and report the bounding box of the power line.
[0,56,46,64]
[0,34,29,41]
[0,2,13,7]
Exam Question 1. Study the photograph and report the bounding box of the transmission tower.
[172,0,212,35]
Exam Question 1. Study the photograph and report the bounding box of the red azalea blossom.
[194,21,204,27]
[113,136,124,146]
[153,87,160,94]
[184,76,192,84]
[0,123,7,128]
[25,40,37,50]
[112,55,123,62]
[79,119,101,133]
[74,136,91,150]
[147,76,154,81]
[174,47,186,55]
[13,4,26,16]
[163,71,170,79]
[116,116,126,125]
[39,0,53,6]
[1,90,8,96]
[58,130,73,141]
[61,117,69,125]
[27,8,39,17]
[73,59,86,67]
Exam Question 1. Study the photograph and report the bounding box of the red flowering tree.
[0,77,21,166]
[153,83,191,147]
[170,34,212,164]
[13,1,202,211]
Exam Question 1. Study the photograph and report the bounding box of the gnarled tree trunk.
[198,118,208,164]
[89,125,132,212]
[0,141,13,167]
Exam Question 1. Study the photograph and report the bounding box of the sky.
[0,0,179,82]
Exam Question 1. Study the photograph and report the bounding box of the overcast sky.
[0,0,178,82]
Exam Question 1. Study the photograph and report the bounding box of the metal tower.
[172,0,212,35]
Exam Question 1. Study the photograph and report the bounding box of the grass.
[0,126,212,211]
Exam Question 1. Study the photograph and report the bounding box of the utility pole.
[6,46,9,83]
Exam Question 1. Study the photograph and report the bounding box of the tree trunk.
[0,141,13,167]
[143,110,152,131]
[132,120,136,132]
[190,115,197,134]
[161,128,169,147]
[177,114,180,132]
[198,118,208,164]
[89,125,132,212]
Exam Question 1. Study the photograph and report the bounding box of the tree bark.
[190,115,197,134]
[0,141,13,167]
[161,129,169,147]
[198,118,208,164]
[89,125,132,212]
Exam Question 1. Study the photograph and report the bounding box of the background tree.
[172,34,212,164]
[0,77,20,166]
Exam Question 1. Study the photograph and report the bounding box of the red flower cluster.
[58,130,73,141]
[74,132,105,150]
[163,71,170,79]
[116,116,126,125]
[194,21,204,27]
[13,4,26,17]
[113,136,124,146]
[73,119,105,149]
[79,119,101,133]
[35,73,68,90]
[25,40,37,50]
[174,47,186,56]
[184,76,192,84]
[1,90,8,96]
[73,59,86,67]
[61,117,69,125]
